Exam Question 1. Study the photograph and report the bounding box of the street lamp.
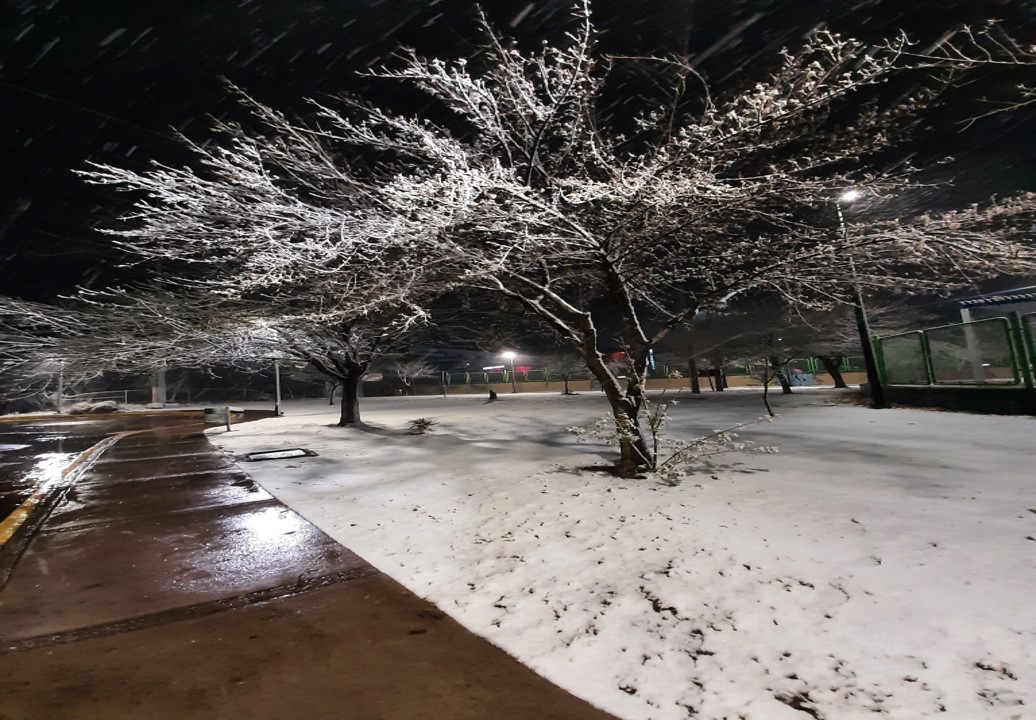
[273,359,282,416]
[56,359,65,414]
[502,351,518,393]
[835,190,887,409]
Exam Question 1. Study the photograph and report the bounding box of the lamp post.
[836,190,887,409]
[56,359,64,414]
[502,351,518,393]
[273,359,282,416]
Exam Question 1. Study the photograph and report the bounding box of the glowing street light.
[835,189,887,409]
[502,351,518,393]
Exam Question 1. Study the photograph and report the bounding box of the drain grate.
[243,448,318,462]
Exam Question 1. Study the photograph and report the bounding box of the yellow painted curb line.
[0,433,125,547]
[0,414,57,424]
[0,497,45,547]
[0,410,204,424]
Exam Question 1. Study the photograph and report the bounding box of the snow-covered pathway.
[212,390,1035,720]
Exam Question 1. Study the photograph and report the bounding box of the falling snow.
[97,28,126,47]
[510,3,536,28]
[3,1,1032,300]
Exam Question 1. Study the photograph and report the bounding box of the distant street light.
[502,351,518,393]
[835,190,887,409]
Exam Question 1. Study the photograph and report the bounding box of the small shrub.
[407,417,439,435]
[568,389,778,484]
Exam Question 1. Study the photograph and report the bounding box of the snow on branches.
[71,1,1034,472]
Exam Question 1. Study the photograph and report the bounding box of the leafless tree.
[656,312,767,394]
[721,309,809,396]
[900,22,1036,122]
[0,290,428,424]
[387,357,438,395]
[0,290,261,399]
[791,304,935,388]
[541,345,588,395]
[77,2,1035,474]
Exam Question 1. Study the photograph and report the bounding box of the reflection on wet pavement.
[0,411,375,641]
[0,410,619,720]
[0,414,230,519]
[0,424,94,518]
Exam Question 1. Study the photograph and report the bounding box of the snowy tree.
[0,290,255,401]
[541,345,587,395]
[661,305,811,396]
[0,290,423,424]
[793,304,935,388]
[0,291,298,414]
[79,2,1035,474]
[902,21,1036,122]
[385,357,437,396]
[263,313,425,423]
[656,312,763,394]
[721,309,809,396]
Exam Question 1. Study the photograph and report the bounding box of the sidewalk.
[0,414,616,720]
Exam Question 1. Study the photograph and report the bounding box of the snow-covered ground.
[210,389,1035,720]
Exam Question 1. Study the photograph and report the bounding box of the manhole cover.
[244,448,318,462]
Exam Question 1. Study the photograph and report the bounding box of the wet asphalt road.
[0,412,617,720]
[0,417,104,519]
[0,413,207,519]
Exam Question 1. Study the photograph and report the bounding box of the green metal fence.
[444,369,567,385]
[1023,313,1036,384]
[839,356,868,372]
[875,331,931,385]
[875,314,1034,389]
[439,356,866,386]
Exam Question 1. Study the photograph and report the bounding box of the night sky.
[2,0,1034,301]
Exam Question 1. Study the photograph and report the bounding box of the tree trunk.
[619,354,654,474]
[575,318,651,476]
[762,360,774,417]
[688,358,701,394]
[339,373,361,425]
[150,369,167,407]
[710,356,725,391]
[327,382,336,405]
[614,403,649,476]
[770,356,793,394]
[817,355,848,388]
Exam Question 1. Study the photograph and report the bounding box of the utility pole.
[273,360,282,416]
[503,351,518,393]
[56,360,64,413]
[836,193,887,409]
